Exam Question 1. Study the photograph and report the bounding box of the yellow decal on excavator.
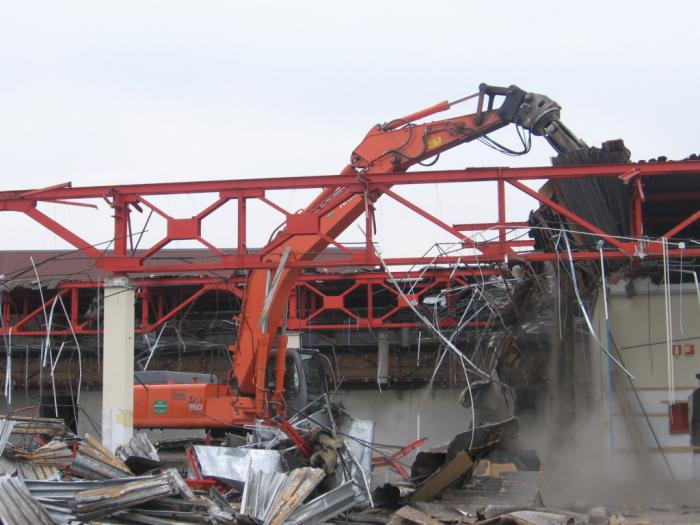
[427,136,443,150]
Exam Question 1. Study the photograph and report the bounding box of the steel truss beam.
[0,268,496,336]
[1,160,699,338]
[0,161,698,275]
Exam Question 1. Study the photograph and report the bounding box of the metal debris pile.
[0,410,612,525]
[0,415,235,524]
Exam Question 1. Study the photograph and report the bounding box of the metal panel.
[285,481,356,525]
[25,476,151,498]
[0,456,17,475]
[0,419,16,455]
[16,463,60,481]
[339,416,375,504]
[0,474,56,525]
[70,433,132,480]
[240,467,325,525]
[1,416,65,436]
[193,444,284,484]
[116,431,160,461]
[73,468,189,520]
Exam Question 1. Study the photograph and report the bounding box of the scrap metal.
[72,468,193,520]
[16,463,61,481]
[2,415,67,436]
[11,439,73,469]
[116,431,160,463]
[285,481,357,525]
[0,418,16,455]
[69,433,132,480]
[240,466,325,525]
[193,444,284,486]
[338,416,375,502]
[0,474,55,525]
[26,475,234,524]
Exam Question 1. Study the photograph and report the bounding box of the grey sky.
[1,1,698,257]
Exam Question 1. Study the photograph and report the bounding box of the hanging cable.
[57,294,83,407]
[96,280,101,371]
[0,288,11,403]
[662,238,675,405]
[561,231,634,378]
[599,240,616,505]
[679,242,685,336]
[376,245,487,450]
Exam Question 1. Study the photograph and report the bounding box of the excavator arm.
[133,83,593,429]
[232,83,584,419]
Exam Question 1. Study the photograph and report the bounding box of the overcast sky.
[1,1,698,258]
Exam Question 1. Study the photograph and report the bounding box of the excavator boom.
[134,83,592,429]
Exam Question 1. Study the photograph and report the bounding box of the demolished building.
[0,82,699,522]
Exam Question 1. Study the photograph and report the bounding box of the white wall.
[594,277,700,482]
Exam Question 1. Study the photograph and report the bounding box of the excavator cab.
[133,348,330,429]
[266,348,330,416]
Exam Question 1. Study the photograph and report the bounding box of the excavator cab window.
[301,353,324,399]
[265,355,300,400]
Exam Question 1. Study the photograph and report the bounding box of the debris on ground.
[0,408,686,524]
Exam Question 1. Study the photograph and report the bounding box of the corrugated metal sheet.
[535,163,700,248]
[116,432,160,462]
[441,471,543,510]
[25,476,152,498]
[70,433,132,479]
[0,474,56,525]
[73,468,190,520]
[193,444,284,485]
[11,440,73,470]
[285,481,356,525]
[549,143,632,241]
[0,456,17,475]
[241,467,325,525]
[35,501,74,525]
[547,177,629,240]
[641,172,700,195]
[0,419,16,455]
[339,416,375,505]
[0,247,358,288]
[2,416,67,437]
[24,469,234,524]
[16,463,60,481]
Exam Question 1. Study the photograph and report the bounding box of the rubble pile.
[0,410,616,525]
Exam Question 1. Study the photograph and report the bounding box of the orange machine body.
[134,382,255,429]
[134,84,535,430]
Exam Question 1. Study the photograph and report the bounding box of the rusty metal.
[73,468,192,520]
[70,433,132,480]
[3,415,67,436]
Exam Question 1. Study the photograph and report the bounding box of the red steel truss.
[0,268,498,336]
[1,160,699,337]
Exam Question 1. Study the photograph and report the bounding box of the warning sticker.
[153,400,168,414]
[427,136,443,150]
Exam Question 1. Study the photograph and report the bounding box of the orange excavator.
[133,84,591,433]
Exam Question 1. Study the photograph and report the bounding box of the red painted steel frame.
[0,161,698,275]
[1,160,699,339]
[0,268,496,336]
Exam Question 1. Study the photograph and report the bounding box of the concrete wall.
[0,385,471,453]
[593,277,700,482]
